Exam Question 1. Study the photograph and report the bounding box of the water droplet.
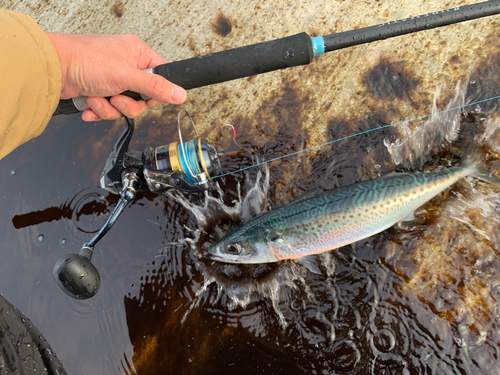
[37,234,44,241]
[61,238,67,245]
[453,336,466,347]
[10,170,15,175]
[290,299,301,311]
[372,328,396,352]
[328,340,360,372]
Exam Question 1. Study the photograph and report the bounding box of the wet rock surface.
[1,0,500,374]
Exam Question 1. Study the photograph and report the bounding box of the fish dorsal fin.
[295,255,322,275]
[378,171,408,179]
[287,188,323,204]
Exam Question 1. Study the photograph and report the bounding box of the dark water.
[2,60,500,375]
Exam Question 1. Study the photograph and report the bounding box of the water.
[2,86,500,375]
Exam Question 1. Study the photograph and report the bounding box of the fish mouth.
[205,246,255,264]
[205,251,279,264]
[205,252,243,264]
[205,245,227,262]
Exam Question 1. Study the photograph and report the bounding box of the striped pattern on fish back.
[248,168,468,260]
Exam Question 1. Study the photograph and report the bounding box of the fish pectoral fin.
[296,255,322,275]
[400,211,416,222]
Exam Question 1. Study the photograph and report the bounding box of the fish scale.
[264,170,463,259]
[207,165,496,264]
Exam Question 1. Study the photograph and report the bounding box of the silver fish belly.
[207,167,474,264]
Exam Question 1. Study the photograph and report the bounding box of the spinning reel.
[53,111,222,300]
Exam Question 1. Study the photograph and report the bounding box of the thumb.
[126,70,187,105]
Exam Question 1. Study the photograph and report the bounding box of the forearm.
[45,32,74,99]
[0,10,61,160]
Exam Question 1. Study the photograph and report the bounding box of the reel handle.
[53,169,141,299]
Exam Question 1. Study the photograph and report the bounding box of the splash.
[169,166,337,328]
[171,164,271,228]
[385,95,500,354]
[448,188,500,242]
[477,116,500,155]
[384,82,465,169]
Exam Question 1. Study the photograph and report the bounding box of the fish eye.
[226,243,242,255]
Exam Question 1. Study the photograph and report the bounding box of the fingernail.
[171,86,187,104]
[88,98,102,111]
[84,114,99,122]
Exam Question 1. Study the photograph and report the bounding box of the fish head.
[207,227,279,264]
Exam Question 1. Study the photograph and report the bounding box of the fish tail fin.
[461,156,500,187]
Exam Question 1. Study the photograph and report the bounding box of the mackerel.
[207,163,500,264]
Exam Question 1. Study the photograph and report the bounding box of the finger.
[87,97,123,120]
[82,109,101,122]
[126,71,187,105]
[109,95,149,118]
[135,40,168,69]
[146,99,161,108]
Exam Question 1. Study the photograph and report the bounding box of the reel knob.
[53,247,100,300]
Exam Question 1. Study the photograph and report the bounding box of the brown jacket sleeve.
[0,9,61,160]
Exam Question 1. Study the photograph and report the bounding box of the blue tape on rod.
[311,36,325,56]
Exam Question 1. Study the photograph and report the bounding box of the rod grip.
[54,33,313,115]
[157,32,313,89]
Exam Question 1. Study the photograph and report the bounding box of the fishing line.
[205,94,500,183]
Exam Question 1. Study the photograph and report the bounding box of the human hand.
[46,33,187,121]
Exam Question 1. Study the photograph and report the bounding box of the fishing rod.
[54,0,500,114]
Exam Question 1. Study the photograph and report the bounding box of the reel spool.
[142,111,221,193]
[144,138,219,183]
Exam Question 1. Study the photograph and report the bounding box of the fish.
[207,161,500,264]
